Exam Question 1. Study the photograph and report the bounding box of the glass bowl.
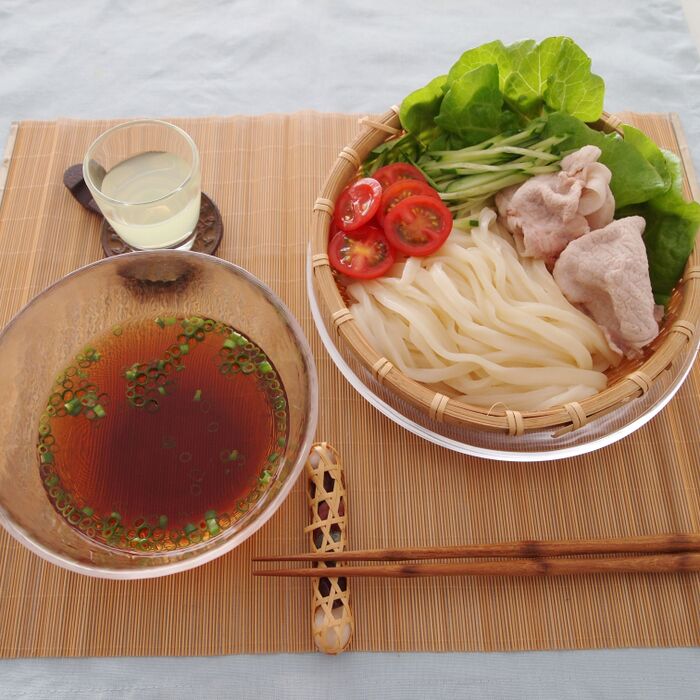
[0,251,318,578]
[307,250,698,462]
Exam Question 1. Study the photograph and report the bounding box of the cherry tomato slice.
[383,195,452,257]
[336,220,383,241]
[328,225,395,279]
[333,177,382,232]
[372,163,427,190]
[379,179,440,225]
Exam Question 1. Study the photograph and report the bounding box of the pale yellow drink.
[99,151,200,250]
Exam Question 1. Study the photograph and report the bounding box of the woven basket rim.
[310,108,700,436]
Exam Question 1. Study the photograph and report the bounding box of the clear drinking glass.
[83,120,201,251]
[0,252,318,578]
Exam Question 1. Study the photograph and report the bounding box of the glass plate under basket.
[307,249,699,462]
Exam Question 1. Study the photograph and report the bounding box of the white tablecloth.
[1,1,700,697]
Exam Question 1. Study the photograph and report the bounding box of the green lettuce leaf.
[621,124,672,190]
[446,40,516,92]
[398,37,605,155]
[504,37,605,121]
[398,74,447,146]
[542,111,666,208]
[619,154,700,305]
[434,64,516,145]
[505,39,538,68]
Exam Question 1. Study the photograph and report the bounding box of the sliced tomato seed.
[383,195,452,256]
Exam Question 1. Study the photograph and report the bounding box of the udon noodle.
[348,207,620,411]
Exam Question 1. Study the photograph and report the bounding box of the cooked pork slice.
[496,146,616,263]
[495,173,589,264]
[561,146,615,230]
[585,186,615,230]
[552,216,659,358]
[560,144,602,174]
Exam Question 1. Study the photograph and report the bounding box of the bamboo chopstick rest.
[305,442,354,654]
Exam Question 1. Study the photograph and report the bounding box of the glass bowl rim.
[0,250,319,579]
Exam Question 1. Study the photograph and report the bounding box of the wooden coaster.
[101,193,223,257]
[63,163,101,214]
[63,164,223,257]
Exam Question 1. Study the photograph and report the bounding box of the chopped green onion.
[94,404,106,418]
[110,512,122,521]
[259,469,272,485]
[158,386,166,396]
[184,523,197,535]
[267,452,279,464]
[193,389,202,402]
[112,325,123,337]
[223,338,236,350]
[179,343,190,355]
[257,360,273,374]
[82,347,101,363]
[277,436,286,448]
[64,397,81,415]
[82,506,94,517]
[157,360,165,371]
[206,518,220,536]
[228,450,239,462]
[230,332,246,346]
[40,452,54,464]
[163,317,177,326]
[125,369,137,381]
[155,317,165,328]
[44,474,59,487]
[468,219,479,227]
[204,510,220,535]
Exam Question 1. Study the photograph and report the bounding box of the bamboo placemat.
[0,112,698,658]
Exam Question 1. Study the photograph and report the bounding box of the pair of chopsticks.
[252,534,700,578]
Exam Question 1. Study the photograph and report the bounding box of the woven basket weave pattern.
[310,110,700,435]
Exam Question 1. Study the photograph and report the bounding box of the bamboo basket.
[310,108,700,436]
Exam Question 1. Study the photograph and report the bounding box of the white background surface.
[682,0,700,48]
[1,1,700,698]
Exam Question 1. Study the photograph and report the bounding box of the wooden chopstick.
[253,551,700,579]
[252,533,700,563]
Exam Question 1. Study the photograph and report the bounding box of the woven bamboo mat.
[0,112,698,658]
